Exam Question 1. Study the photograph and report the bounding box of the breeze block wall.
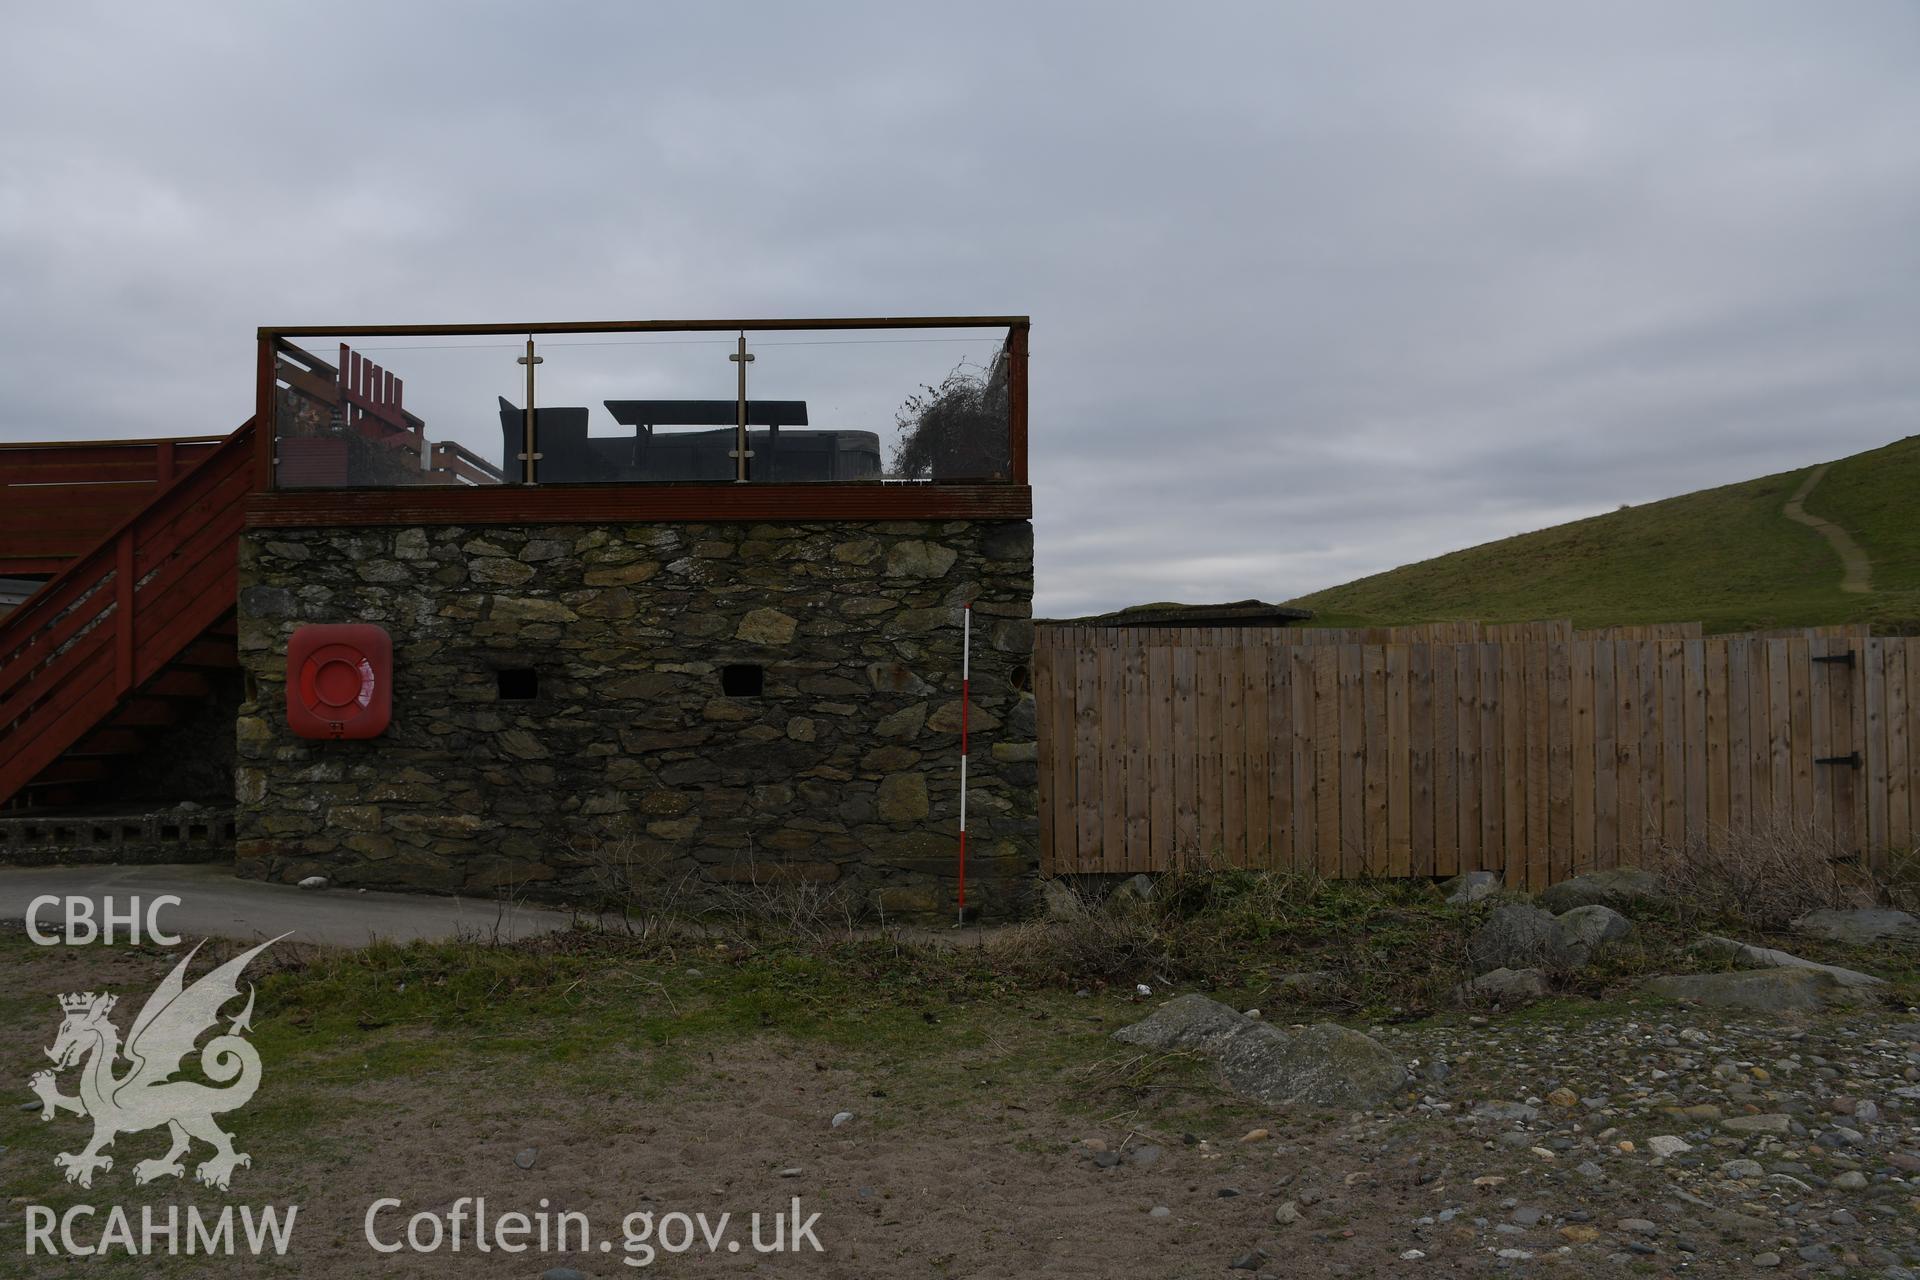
[233,520,1037,919]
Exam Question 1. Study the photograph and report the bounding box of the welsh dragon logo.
[27,935,285,1191]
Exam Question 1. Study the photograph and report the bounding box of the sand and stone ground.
[4,926,1920,1279]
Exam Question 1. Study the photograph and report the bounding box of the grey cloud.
[2,1,1916,616]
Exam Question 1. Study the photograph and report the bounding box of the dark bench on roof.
[497,398,615,483]
[604,400,879,482]
[498,398,881,482]
[606,399,801,481]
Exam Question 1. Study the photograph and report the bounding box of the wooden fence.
[1033,623,1911,890]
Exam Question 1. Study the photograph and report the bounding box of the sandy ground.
[7,940,1920,1278]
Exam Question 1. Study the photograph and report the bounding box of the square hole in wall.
[721,663,764,697]
[497,668,539,701]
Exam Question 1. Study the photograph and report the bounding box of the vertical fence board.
[1639,641,1664,855]
[1828,634,1859,860]
[1244,652,1274,871]
[1147,645,1174,867]
[1339,646,1366,878]
[1287,647,1314,870]
[1615,640,1641,863]
[1908,639,1920,850]
[1660,641,1686,851]
[1890,640,1911,855]
[1122,636,1151,870]
[1454,646,1479,871]
[1685,641,1709,845]
[1433,645,1457,876]
[1073,643,1103,869]
[1364,647,1390,875]
[1388,644,1414,877]
[1548,638,1573,884]
[1571,640,1595,874]
[1593,640,1617,867]
[1526,641,1551,891]
[1481,644,1504,873]
[1173,645,1198,858]
[1034,633,1058,873]
[1810,637,1834,842]
[1725,639,1749,832]
[1501,644,1527,887]
[1412,644,1436,877]
[1866,639,1889,868]
[1195,647,1223,863]
[1098,636,1126,872]
[1252,645,1278,867]
[1314,647,1341,877]
[1772,640,1796,820]
[1746,639,1772,823]
[1220,646,1247,865]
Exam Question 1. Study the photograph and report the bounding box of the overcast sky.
[3,2,1916,616]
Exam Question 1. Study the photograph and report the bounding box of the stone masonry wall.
[234,520,1036,919]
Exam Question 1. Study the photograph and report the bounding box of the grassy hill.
[1289,434,1920,634]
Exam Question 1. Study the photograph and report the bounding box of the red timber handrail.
[0,435,227,575]
[0,419,255,805]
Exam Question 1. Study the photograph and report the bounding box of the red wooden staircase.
[0,420,255,810]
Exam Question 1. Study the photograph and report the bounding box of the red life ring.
[286,624,392,740]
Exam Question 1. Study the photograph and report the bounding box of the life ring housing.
[286,624,392,740]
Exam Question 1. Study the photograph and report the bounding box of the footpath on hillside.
[1783,463,1872,595]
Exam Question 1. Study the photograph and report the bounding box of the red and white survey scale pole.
[956,603,972,926]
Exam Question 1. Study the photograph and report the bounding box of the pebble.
[514,1148,538,1170]
[1647,1135,1692,1158]
[1149,1206,1170,1218]
[542,1269,587,1280]
[1721,1113,1792,1135]
[778,1167,804,1178]
[1274,1201,1300,1225]
[1833,1170,1868,1190]
[831,1111,854,1128]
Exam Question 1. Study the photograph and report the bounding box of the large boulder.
[1114,994,1407,1110]
[1640,968,1862,1014]
[1041,878,1087,920]
[1792,908,1920,947]
[1441,871,1501,906]
[1109,873,1158,908]
[1469,904,1565,973]
[1696,936,1886,989]
[1454,967,1551,1006]
[1540,867,1666,915]
[1554,904,1635,967]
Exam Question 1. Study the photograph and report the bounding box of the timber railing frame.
[250,316,1031,526]
[0,436,227,575]
[0,422,254,803]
